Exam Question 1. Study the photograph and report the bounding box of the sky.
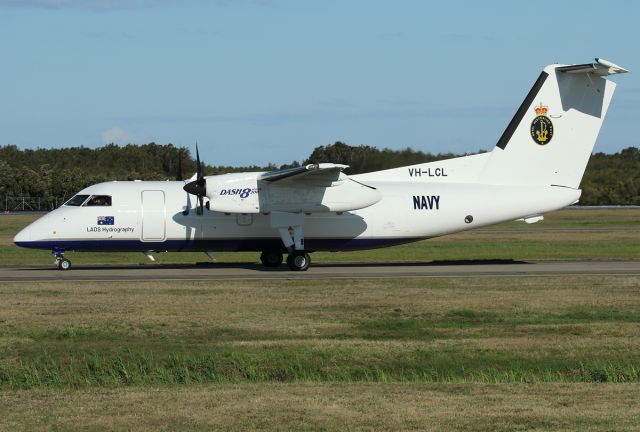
[1,0,638,166]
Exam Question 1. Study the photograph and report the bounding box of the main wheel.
[58,258,71,270]
[260,251,283,268]
[286,251,310,271]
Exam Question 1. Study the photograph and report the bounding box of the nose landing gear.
[53,251,71,270]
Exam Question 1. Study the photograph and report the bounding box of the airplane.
[13,58,628,271]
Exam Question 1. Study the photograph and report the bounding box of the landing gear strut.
[286,251,311,271]
[54,252,71,270]
[270,213,311,271]
[260,251,283,268]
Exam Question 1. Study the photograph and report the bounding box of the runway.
[0,260,638,282]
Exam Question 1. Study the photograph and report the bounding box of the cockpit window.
[64,195,90,206]
[85,195,112,206]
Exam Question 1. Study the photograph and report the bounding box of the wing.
[257,163,380,213]
[259,163,349,184]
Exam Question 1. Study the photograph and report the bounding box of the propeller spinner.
[183,144,207,215]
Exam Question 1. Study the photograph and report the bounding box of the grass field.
[1,275,640,430]
[1,209,639,430]
[2,383,639,431]
[1,208,640,266]
[2,276,640,387]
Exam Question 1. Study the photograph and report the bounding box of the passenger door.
[141,190,166,241]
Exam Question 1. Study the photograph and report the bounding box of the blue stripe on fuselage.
[14,237,421,253]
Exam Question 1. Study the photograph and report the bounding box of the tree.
[1,142,638,208]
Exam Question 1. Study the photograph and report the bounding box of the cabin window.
[64,194,90,206]
[85,195,112,206]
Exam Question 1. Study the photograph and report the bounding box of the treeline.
[0,142,638,208]
[303,141,463,173]
[305,142,640,205]
[0,143,278,209]
[580,147,640,205]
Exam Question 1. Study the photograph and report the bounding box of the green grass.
[357,307,640,339]
[3,347,639,389]
[1,276,640,389]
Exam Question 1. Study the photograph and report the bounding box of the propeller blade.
[183,141,208,216]
[176,150,183,181]
[196,142,203,182]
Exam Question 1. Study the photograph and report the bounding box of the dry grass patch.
[1,383,640,431]
[2,276,639,335]
[0,236,15,247]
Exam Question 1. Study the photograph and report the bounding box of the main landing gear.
[265,214,312,271]
[286,251,311,271]
[259,250,311,271]
[54,252,71,270]
[260,251,283,267]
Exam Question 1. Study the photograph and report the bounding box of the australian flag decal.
[97,216,115,225]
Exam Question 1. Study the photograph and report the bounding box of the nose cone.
[13,226,31,245]
[183,179,207,197]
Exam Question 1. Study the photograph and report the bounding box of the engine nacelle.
[206,173,261,213]
[204,172,381,214]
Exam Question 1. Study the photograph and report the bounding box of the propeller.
[183,143,207,215]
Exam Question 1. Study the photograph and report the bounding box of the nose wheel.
[54,253,71,270]
[286,251,310,271]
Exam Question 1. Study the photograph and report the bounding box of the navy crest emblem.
[530,103,553,145]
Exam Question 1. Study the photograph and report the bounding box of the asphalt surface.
[0,260,638,282]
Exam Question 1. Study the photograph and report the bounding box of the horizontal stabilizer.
[557,58,628,76]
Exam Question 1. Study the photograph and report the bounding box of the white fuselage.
[14,156,580,254]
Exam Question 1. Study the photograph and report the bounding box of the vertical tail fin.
[480,59,627,188]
